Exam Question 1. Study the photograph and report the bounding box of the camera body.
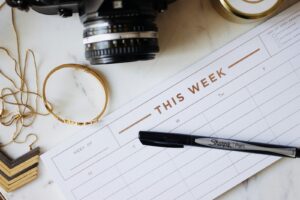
[6,0,175,65]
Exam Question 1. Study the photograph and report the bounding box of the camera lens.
[7,0,175,65]
[83,8,160,65]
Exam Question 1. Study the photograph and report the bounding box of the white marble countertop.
[0,0,300,199]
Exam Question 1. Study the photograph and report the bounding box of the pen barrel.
[193,137,297,158]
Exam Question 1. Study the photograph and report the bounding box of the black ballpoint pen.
[139,131,300,158]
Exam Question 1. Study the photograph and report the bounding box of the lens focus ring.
[83,14,160,65]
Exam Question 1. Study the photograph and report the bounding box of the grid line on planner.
[72,68,300,198]
[245,87,278,142]
[51,133,99,180]
[164,147,199,200]
[179,100,300,177]
[169,60,296,133]
[105,122,217,199]
[118,48,261,134]
[201,113,216,133]
[51,127,109,180]
[280,27,300,44]
[116,47,261,134]
[151,99,300,199]
[106,10,299,126]
[71,144,148,191]
[129,110,300,200]
[167,122,300,200]
[56,47,271,181]
[157,108,300,200]
[75,81,300,200]
[69,56,299,183]
[148,152,229,200]
[108,42,256,125]
[195,124,300,200]
[70,147,109,171]
[150,54,300,133]
[144,50,296,134]
[258,35,272,56]
[193,86,300,137]
[114,163,135,200]
[107,126,121,147]
[69,57,299,195]
[103,150,222,200]
[130,82,300,199]
[197,156,273,200]
[50,11,300,182]
[132,150,226,199]
[74,96,300,200]
[71,76,290,194]
[68,140,141,182]
[103,147,194,200]
[178,154,253,200]
[52,127,106,158]
[196,156,269,200]
[115,15,300,135]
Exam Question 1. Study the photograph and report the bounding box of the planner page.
[42,3,300,200]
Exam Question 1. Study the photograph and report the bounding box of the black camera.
[6,0,175,65]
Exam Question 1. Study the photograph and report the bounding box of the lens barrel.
[83,7,160,64]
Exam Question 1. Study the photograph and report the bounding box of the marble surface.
[0,0,299,199]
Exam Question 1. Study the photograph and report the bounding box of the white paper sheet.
[42,3,300,200]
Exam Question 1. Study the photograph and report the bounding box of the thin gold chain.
[0,4,49,150]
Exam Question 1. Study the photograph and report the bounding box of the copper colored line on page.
[119,113,152,134]
[228,48,261,69]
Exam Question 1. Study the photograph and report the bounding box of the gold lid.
[213,0,284,23]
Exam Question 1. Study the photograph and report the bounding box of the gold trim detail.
[213,0,284,22]
[222,0,283,19]
[242,0,264,4]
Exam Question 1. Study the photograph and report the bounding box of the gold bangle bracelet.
[42,64,109,126]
